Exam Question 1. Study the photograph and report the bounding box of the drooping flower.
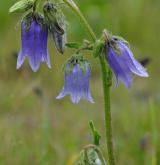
[56,56,94,103]
[17,13,51,72]
[106,37,149,88]
[43,2,66,54]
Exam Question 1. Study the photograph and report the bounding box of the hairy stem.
[99,57,115,165]
[63,0,115,164]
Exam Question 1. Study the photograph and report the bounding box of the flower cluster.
[9,0,149,104]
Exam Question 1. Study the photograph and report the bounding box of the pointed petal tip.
[56,90,66,100]
[71,100,80,104]
[30,66,39,72]
[89,100,95,104]
[47,63,52,69]
[121,77,132,88]
[28,59,40,72]
[71,99,95,104]
[87,96,95,104]
[71,96,81,104]
[16,66,21,70]
[134,70,149,78]
[16,63,21,70]
[44,53,52,69]
[16,50,25,70]
[142,71,149,77]
[56,95,63,100]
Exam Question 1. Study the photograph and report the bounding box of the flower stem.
[33,0,38,12]
[63,0,115,164]
[99,57,115,165]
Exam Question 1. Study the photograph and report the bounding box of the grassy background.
[0,0,160,164]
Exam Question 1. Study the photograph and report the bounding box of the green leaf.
[9,0,34,13]
[89,121,101,146]
[65,42,82,49]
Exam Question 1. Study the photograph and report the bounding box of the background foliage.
[0,0,159,164]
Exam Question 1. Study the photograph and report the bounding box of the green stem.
[99,57,115,165]
[63,0,115,164]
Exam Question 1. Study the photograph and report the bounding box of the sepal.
[65,42,82,49]
[93,39,105,58]
[112,35,130,47]
[103,30,130,55]
[63,55,89,75]
[23,12,45,32]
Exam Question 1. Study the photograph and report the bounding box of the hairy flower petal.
[56,63,94,103]
[107,40,148,88]
[17,19,51,72]
[108,48,133,88]
[118,41,149,77]
[17,49,26,69]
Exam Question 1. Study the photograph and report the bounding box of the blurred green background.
[0,0,160,164]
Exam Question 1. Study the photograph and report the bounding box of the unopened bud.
[43,2,64,35]
[74,144,107,165]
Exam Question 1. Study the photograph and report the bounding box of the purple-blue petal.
[108,48,133,88]
[17,49,26,69]
[52,30,66,54]
[118,41,149,77]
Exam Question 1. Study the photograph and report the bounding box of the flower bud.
[43,1,66,53]
[43,2,64,35]
[9,0,34,13]
[74,144,107,165]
